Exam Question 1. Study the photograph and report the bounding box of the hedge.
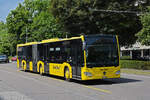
[120,60,150,70]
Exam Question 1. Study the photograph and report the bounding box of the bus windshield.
[85,35,119,67]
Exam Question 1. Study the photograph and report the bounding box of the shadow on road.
[107,78,142,84]
[20,70,142,85]
[21,70,65,80]
[71,78,142,86]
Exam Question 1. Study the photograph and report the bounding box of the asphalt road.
[0,62,150,100]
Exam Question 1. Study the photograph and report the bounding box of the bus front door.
[71,44,82,79]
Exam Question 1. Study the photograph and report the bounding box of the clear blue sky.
[0,0,24,22]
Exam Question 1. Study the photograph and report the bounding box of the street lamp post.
[25,19,32,43]
[26,26,28,43]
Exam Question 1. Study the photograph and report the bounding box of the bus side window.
[22,46,26,59]
[65,47,71,62]
[55,47,61,63]
[18,47,23,58]
[38,44,44,60]
[49,47,55,62]
[62,41,71,62]
[27,46,32,60]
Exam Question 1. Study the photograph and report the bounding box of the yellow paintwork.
[81,66,120,80]
[42,38,60,43]
[17,42,39,47]
[41,37,82,43]
[81,35,87,68]
[116,35,120,66]
[63,62,72,78]
[80,35,84,42]
[37,61,44,73]
[29,61,33,71]
[65,69,70,79]
[49,63,64,77]
[22,60,27,70]
[49,62,72,78]
[17,36,82,48]
[17,59,20,69]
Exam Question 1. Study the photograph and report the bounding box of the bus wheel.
[64,68,70,81]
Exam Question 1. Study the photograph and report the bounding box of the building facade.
[120,42,150,60]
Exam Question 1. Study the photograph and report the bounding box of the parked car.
[0,55,9,63]
[11,56,17,61]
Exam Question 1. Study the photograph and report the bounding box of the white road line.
[0,91,33,100]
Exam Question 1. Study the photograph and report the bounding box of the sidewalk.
[121,68,150,76]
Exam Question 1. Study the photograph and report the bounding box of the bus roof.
[17,42,39,47]
[41,36,82,43]
[17,34,117,47]
[85,34,116,37]
[17,36,83,47]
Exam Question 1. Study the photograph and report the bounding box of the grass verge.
[120,60,150,70]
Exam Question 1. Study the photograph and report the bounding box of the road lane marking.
[47,76,112,94]
[49,77,65,82]
[18,69,66,83]
[82,85,112,94]
[24,71,112,94]
[0,69,100,100]
[0,91,33,100]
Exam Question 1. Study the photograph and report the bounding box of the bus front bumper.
[81,66,120,80]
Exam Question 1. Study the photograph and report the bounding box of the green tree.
[6,0,65,55]
[136,7,150,45]
[30,11,65,42]
[6,3,27,44]
[50,0,148,45]
[29,0,65,42]
[0,21,13,55]
[6,0,65,44]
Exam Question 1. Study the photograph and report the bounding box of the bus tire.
[64,67,70,81]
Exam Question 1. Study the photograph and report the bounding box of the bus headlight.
[84,72,92,77]
[115,70,120,75]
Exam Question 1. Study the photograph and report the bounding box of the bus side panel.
[29,61,33,71]
[17,58,24,70]
[17,59,24,70]
[22,60,27,70]
[17,59,20,69]
[49,63,64,77]
[49,62,73,78]
[116,35,120,67]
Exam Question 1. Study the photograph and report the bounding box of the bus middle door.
[43,44,49,74]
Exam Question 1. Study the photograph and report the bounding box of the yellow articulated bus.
[17,34,120,81]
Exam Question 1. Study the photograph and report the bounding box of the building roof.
[121,42,150,51]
